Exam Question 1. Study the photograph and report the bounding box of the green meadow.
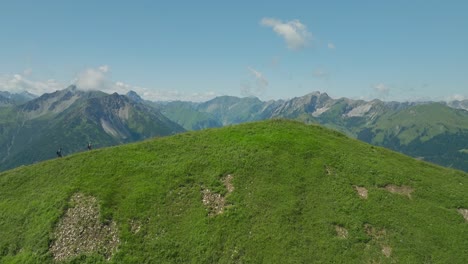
[1,120,466,263]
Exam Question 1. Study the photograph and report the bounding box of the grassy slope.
[370,103,468,145]
[158,101,222,131]
[362,103,468,171]
[0,107,21,153]
[0,120,467,263]
[0,94,185,172]
[197,96,266,125]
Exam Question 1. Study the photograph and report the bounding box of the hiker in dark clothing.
[87,142,92,150]
[56,147,62,157]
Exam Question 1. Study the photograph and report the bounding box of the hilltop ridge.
[0,120,466,263]
[2,88,467,172]
[155,92,468,171]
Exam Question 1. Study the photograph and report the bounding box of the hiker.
[56,147,62,158]
[87,142,92,150]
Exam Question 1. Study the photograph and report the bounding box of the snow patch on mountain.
[344,103,374,117]
[312,107,330,117]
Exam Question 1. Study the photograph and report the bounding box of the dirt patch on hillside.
[364,224,391,258]
[223,174,235,193]
[335,225,348,239]
[202,174,234,216]
[384,184,413,199]
[50,193,120,261]
[354,186,368,199]
[458,208,468,221]
[202,190,226,216]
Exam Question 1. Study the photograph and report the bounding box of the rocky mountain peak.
[65,85,78,91]
[447,99,468,111]
[0,90,37,104]
[0,94,13,106]
[20,87,99,118]
[126,90,143,103]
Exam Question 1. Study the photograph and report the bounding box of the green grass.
[370,103,468,145]
[355,103,468,171]
[159,101,221,130]
[0,120,467,263]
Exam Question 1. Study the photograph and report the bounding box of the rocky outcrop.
[50,193,119,261]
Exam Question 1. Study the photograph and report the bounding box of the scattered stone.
[50,193,119,261]
[354,186,368,199]
[335,225,348,239]
[202,189,226,216]
[201,175,235,216]
[384,184,414,199]
[458,208,468,221]
[223,174,235,193]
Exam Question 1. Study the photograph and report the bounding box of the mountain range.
[1,88,467,172]
[0,90,37,105]
[0,86,184,171]
[153,92,468,172]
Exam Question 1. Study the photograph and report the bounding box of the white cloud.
[74,68,218,101]
[115,81,132,90]
[374,83,389,93]
[0,65,218,102]
[446,94,466,101]
[242,67,268,97]
[247,66,268,87]
[71,65,112,92]
[136,87,218,102]
[98,65,110,73]
[261,17,312,50]
[328,42,336,49]
[373,83,390,98]
[114,81,218,102]
[74,67,111,91]
[0,73,63,95]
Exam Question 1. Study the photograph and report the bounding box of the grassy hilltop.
[0,120,467,263]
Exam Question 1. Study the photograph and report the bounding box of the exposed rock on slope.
[50,193,119,261]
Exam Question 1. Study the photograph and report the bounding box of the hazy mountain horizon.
[2,85,467,107]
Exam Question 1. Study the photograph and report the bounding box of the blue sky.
[0,0,467,102]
